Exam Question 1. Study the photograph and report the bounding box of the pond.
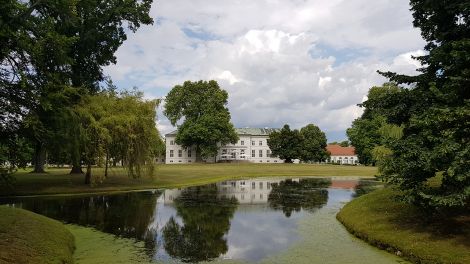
[0,177,407,264]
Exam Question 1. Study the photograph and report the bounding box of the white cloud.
[104,0,426,141]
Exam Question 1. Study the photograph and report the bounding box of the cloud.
[104,0,425,141]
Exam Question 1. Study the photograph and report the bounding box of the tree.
[164,80,238,161]
[299,124,328,162]
[1,0,154,174]
[74,90,161,185]
[267,124,302,163]
[371,0,470,210]
[347,83,401,165]
[339,141,350,147]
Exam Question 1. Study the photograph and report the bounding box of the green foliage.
[347,83,402,165]
[372,0,470,210]
[267,124,303,163]
[164,80,238,159]
[74,90,162,183]
[299,124,329,162]
[268,124,328,163]
[1,0,154,176]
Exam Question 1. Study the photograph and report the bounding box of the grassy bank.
[1,163,377,196]
[0,206,75,264]
[337,187,470,264]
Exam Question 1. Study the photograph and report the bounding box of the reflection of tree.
[162,185,238,263]
[353,180,382,198]
[15,191,160,253]
[268,178,330,217]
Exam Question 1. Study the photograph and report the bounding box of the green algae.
[260,207,409,264]
[67,225,152,264]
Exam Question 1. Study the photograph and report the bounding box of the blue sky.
[104,0,425,142]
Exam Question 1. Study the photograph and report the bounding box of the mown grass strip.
[2,164,377,196]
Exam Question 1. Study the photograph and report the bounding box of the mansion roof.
[165,127,279,137]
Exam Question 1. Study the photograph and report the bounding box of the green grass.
[337,187,470,264]
[1,163,377,196]
[0,206,75,264]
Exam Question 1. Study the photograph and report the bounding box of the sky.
[104,0,426,142]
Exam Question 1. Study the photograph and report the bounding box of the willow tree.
[75,90,162,185]
[164,80,238,161]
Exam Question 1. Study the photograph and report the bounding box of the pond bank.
[2,164,377,197]
[0,206,75,264]
[337,187,470,264]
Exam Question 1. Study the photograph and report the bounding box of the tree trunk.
[32,142,46,173]
[85,164,92,185]
[70,163,83,174]
[105,148,109,178]
[70,133,83,174]
[195,145,203,162]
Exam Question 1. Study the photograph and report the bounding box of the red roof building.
[326,144,359,164]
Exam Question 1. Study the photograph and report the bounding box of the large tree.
[371,0,470,210]
[267,124,302,163]
[347,83,401,165]
[164,80,238,161]
[299,124,328,162]
[1,0,77,173]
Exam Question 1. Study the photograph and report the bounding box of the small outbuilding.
[326,144,359,165]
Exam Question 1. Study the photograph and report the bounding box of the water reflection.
[162,185,238,263]
[1,191,160,253]
[268,178,330,217]
[0,178,381,263]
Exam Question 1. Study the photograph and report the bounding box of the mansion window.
[259,182,263,189]
[259,150,263,157]
[241,140,245,145]
[252,182,256,189]
[170,140,174,145]
[169,150,174,157]
[252,150,255,157]
[259,140,262,146]
[178,150,182,157]
[231,153,236,159]
[267,150,271,157]
[188,150,192,158]
[251,141,255,146]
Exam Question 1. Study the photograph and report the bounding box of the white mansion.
[165,128,284,164]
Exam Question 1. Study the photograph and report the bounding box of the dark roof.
[165,128,279,137]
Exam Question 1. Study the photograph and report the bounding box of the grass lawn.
[0,206,75,264]
[337,187,470,264]
[1,163,377,196]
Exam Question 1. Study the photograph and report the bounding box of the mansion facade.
[165,128,284,164]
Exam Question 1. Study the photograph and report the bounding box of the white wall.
[329,155,358,164]
[165,134,284,164]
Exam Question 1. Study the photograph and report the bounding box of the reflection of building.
[326,144,359,164]
[162,178,300,205]
[165,128,284,164]
[329,180,358,190]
